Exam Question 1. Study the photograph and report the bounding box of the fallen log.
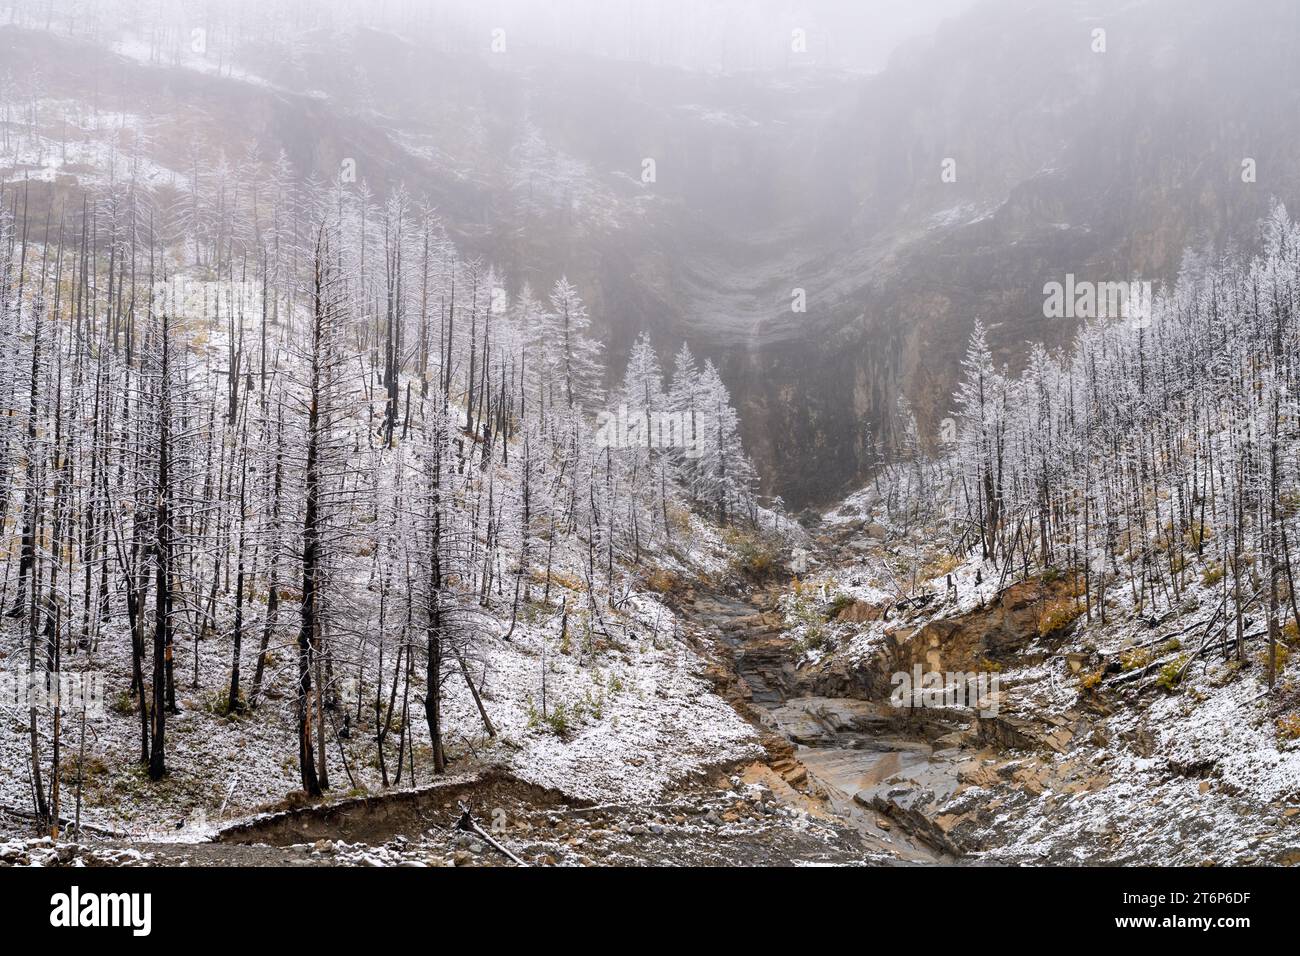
[0,805,122,838]
[1105,630,1264,688]
[456,804,527,866]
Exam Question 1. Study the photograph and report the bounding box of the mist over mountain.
[4,0,1299,507]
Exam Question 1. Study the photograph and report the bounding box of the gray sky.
[6,0,978,74]
[363,0,981,73]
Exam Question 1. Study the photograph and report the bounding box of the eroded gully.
[680,588,968,864]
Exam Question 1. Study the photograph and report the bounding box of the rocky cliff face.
[737,0,1300,505]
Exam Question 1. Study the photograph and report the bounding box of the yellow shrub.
[1039,599,1083,638]
[666,505,693,534]
[1155,656,1188,692]
[532,569,586,592]
[645,569,680,594]
[1256,642,1292,673]
[726,531,777,577]
[1276,713,1300,741]
[1120,647,1153,671]
[927,554,962,578]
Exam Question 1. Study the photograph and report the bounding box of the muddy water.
[687,591,962,864]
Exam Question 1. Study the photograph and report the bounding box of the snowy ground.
[1,766,866,867]
[0,509,765,839]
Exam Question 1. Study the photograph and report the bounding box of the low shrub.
[1257,642,1292,673]
[1039,599,1083,638]
[1121,647,1153,672]
[826,593,856,620]
[1155,656,1188,693]
[1275,713,1300,741]
[645,568,680,594]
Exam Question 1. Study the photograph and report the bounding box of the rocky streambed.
[673,559,1139,865]
[681,589,971,863]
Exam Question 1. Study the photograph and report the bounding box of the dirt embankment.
[193,761,868,867]
[214,769,576,847]
[802,576,1079,702]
